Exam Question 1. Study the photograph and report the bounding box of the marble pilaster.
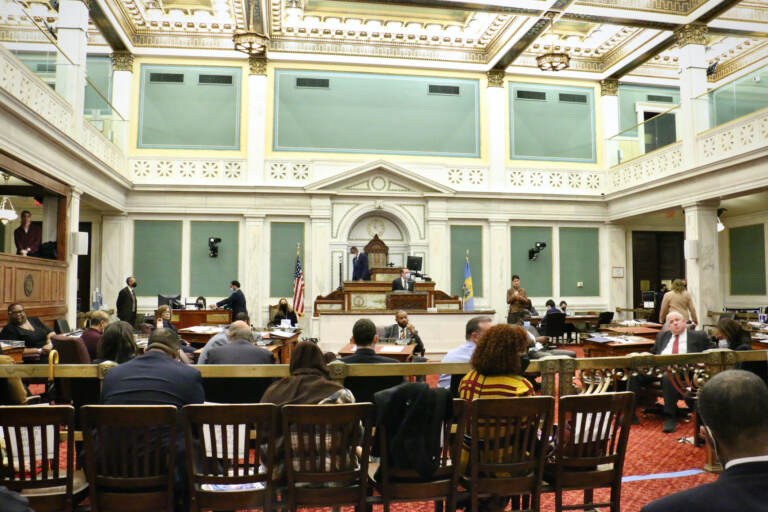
[243,215,266,326]
[247,56,268,185]
[486,76,506,191]
[100,214,129,314]
[488,220,510,323]
[55,0,88,126]
[66,189,81,326]
[684,201,721,326]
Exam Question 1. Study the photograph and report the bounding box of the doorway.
[77,222,92,313]
[632,231,684,319]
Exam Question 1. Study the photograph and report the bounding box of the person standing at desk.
[506,274,531,324]
[116,276,138,326]
[350,246,370,281]
[216,280,247,319]
[391,268,414,291]
[13,210,41,256]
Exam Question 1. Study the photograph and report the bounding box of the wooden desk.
[603,326,661,340]
[190,332,299,364]
[1,345,24,363]
[386,291,429,310]
[751,338,768,351]
[583,337,654,358]
[337,343,415,362]
[165,309,231,330]
[177,326,224,346]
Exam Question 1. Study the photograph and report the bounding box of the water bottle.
[91,288,99,311]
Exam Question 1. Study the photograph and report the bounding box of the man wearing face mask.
[116,276,138,326]
[641,370,768,512]
[215,280,248,319]
[391,268,414,291]
[271,298,298,327]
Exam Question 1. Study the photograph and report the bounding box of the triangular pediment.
[305,160,455,196]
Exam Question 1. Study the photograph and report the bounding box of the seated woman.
[81,310,109,360]
[194,296,206,310]
[714,317,752,350]
[270,298,298,328]
[458,324,535,512]
[0,303,53,351]
[95,321,138,364]
[155,305,177,333]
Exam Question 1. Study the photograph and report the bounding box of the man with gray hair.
[628,311,712,433]
[197,319,250,364]
[641,370,768,511]
[437,315,493,389]
[204,324,274,365]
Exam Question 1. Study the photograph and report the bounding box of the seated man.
[641,370,768,512]
[628,311,712,433]
[437,315,492,390]
[202,325,274,365]
[391,268,414,291]
[341,318,403,403]
[508,310,576,359]
[381,310,425,356]
[196,320,250,364]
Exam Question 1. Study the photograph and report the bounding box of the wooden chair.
[0,405,88,512]
[371,398,466,512]
[183,404,279,512]
[81,405,178,512]
[343,376,404,404]
[461,396,555,512]
[542,312,567,344]
[281,403,374,512]
[543,392,635,512]
[50,337,99,424]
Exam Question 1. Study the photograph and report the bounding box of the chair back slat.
[0,405,76,509]
[282,403,373,510]
[466,397,554,512]
[81,405,177,512]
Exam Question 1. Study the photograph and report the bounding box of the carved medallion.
[23,274,34,297]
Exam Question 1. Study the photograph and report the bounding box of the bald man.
[629,311,712,433]
[382,310,425,355]
[197,320,250,364]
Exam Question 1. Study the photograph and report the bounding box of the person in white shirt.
[641,370,768,512]
[437,316,493,389]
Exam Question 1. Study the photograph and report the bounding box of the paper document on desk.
[269,329,294,339]
[182,325,222,334]
[379,345,404,353]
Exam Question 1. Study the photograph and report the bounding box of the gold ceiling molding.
[674,24,708,47]
[111,50,134,70]
[600,78,619,96]
[486,69,505,87]
[576,0,707,16]
[707,39,768,82]
[512,54,604,73]
[249,54,267,74]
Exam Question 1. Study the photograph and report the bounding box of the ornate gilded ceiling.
[0,0,767,82]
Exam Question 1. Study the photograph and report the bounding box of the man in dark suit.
[629,311,712,433]
[216,280,247,319]
[350,246,370,281]
[641,370,768,512]
[342,318,402,402]
[116,276,138,326]
[391,268,414,291]
[381,310,425,355]
[203,325,274,365]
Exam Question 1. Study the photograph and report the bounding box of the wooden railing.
[1,349,764,401]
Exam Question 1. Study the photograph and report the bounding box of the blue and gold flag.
[463,253,474,312]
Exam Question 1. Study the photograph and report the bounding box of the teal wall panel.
[274,70,479,157]
[618,85,679,136]
[510,227,552,297]
[730,224,766,295]
[133,221,182,296]
[510,83,595,162]
[190,222,239,297]
[450,226,483,298]
[139,65,241,149]
[559,228,600,296]
[270,222,305,297]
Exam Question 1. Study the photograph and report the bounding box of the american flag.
[292,249,305,317]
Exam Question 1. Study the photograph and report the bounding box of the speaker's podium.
[386,291,429,310]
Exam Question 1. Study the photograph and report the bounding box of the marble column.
[488,220,510,323]
[55,0,88,127]
[675,25,709,168]
[110,51,133,152]
[66,188,82,326]
[247,56,268,185]
[243,214,266,326]
[42,196,59,243]
[683,201,721,326]
[600,79,620,166]
[100,214,129,314]
[426,199,450,290]
[605,224,628,317]
[309,196,332,330]
[486,69,506,191]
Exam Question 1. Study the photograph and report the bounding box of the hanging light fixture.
[716,207,727,232]
[0,173,18,225]
[233,0,270,55]
[536,13,570,72]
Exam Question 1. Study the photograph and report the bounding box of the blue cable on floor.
[622,469,704,482]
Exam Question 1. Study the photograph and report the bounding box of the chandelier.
[0,173,18,225]
[233,0,269,55]
[537,52,570,72]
